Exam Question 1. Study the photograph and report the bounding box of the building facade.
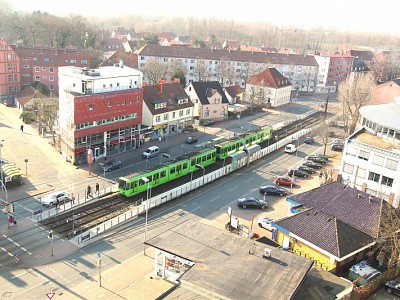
[0,38,21,101]
[142,81,194,140]
[136,44,318,93]
[13,46,90,96]
[245,67,292,108]
[340,99,400,206]
[58,65,143,164]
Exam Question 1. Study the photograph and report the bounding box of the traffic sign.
[46,292,56,300]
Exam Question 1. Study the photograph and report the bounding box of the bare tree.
[143,58,169,84]
[194,59,210,81]
[338,73,376,134]
[315,120,331,155]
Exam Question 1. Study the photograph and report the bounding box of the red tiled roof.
[101,51,137,68]
[224,85,243,98]
[247,68,291,88]
[14,86,43,105]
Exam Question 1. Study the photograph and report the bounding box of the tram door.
[94,147,100,158]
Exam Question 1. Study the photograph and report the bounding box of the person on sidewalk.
[95,182,99,196]
[20,124,24,132]
[8,215,15,227]
[87,185,92,198]
[70,193,75,204]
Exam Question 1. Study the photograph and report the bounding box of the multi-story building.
[185,81,229,123]
[0,38,21,101]
[13,46,90,96]
[245,68,292,108]
[142,81,194,140]
[340,98,400,206]
[136,44,318,93]
[58,64,143,164]
[314,53,354,93]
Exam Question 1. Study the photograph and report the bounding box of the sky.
[7,0,399,35]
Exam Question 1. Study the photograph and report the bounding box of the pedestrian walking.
[95,182,100,196]
[70,193,75,204]
[20,124,24,132]
[87,185,92,198]
[8,215,15,227]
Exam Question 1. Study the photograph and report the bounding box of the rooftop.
[59,65,142,80]
[351,128,400,152]
[359,99,400,130]
[146,220,313,300]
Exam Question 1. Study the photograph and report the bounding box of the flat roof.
[146,220,313,300]
[352,129,400,152]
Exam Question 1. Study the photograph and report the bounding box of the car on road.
[331,144,343,152]
[385,280,400,296]
[297,165,317,174]
[201,120,215,126]
[37,191,69,207]
[284,144,297,154]
[259,185,287,196]
[302,160,323,169]
[305,155,327,165]
[237,197,268,209]
[304,137,314,144]
[274,176,296,187]
[185,136,198,144]
[288,169,308,178]
[102,159,122,172]
[257,217,275,231]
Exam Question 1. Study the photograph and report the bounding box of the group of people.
[87,183,100,198]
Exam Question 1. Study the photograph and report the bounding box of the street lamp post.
[190,170,193,189]
[48,230,54,256]
[195,164,205,185]
[24,159,28,175]
[0,140,4,186]
[142,177,151,255]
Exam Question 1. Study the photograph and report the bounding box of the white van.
[284,144,297,154]
[142,146,160,158]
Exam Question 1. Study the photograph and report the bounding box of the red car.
[274,176,296,187]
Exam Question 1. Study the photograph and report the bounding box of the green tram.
[118,147,216,197]
[215,126,273,159]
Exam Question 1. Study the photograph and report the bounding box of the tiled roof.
[137,44,318,66]
[345,49,375,61]
[12,46,90,67]
[352,58,370,72]
[247,67,291,88]
[287,182,383,238]
[189,81,230,105]
[276,208,373,257]
[14,86,43,105]
[143,82,193,115]
[101,51,137,68]
[224,85,243,98]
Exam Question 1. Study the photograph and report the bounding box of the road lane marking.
[245,178,252,183]
[228,187,237,191]
[210,196,220,202]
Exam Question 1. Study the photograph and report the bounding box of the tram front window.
[118,179,128,190]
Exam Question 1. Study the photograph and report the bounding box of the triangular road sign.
[46,292,56,300]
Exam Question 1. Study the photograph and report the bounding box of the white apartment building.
[340,99,400,206]
[136,44,319,93]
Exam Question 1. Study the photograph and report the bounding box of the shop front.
[154,249,195,282]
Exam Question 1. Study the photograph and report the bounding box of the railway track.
[39,112,326,239]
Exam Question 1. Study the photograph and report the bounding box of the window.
[44,57,49,62]
[81,60,88,65]
[49,67,54,73]
[42,67,46,71]
[346,147,357,157]
[385,158,398,171]
[89,104,94,111]
[35,76,40,81]
[368,172,380,183]
[42,76,47,80]
[108,101,112,107]
[382,176,394,187]
[70,59,77,63]
[372,154,384,166]
[342,163,354,174]
[186,108,190,115]
[164,114,168,120]
[172,112,176,118]
[49,84,54,90]
[357,167,366,179]
[358,150,370,161]
[179,110,183,117]
[122,100,126,105]
[137,96,141,102]
[35,67,40,72]
[49,76,54,81]
[156,116,160,122]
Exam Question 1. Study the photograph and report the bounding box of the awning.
[2,163,22,176]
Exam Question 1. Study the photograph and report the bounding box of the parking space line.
[228,187,237,192]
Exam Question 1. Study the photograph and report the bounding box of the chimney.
[173,78,180,83]
[158,80,166,93]
[142,81,147,87]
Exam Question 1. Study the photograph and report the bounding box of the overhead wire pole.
[323,92,330,155]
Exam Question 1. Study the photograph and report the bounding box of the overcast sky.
[8,0,398,34]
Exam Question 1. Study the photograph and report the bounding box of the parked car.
[274,176,296,187]
[36,191,69,207]
[237,197,268,209]
[257,217,275,231]
[185,136,198,144]
[102,159,122,172]
[305,155,327,165]
[298,165,317,174]
[316,153,329,161]
[385,280,400,296]
[331,144,344,152]
[184,126,198,133]
[288,169,308,178]
[331,138,344,145]
[201,120,215,126]
[259,185,287,196]
[0,158,10,164]
[142,146,160,158]
[304,137,314,144]
[302,160,323,169]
